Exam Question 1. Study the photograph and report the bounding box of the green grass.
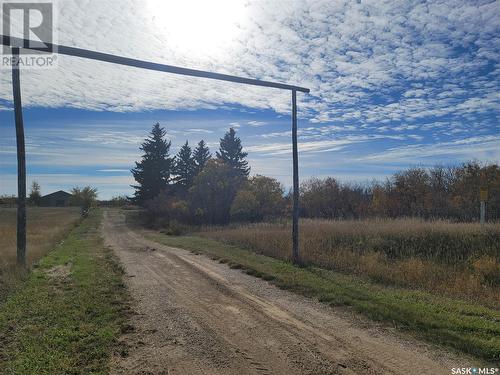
[0,207,81,303]
[0,210,129,375]
[143,231,500,363]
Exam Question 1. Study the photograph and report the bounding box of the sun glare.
[147,0,248,59]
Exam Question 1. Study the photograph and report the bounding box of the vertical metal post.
[480,201,485,225]
[291,90,299,264]
[12,48,27,267]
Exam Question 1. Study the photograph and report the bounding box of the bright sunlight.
[147,0,248,58]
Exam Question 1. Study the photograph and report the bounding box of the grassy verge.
[0,207,81,303]
[143,230,500,363]
[0,210,129,375]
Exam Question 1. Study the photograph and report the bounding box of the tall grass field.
[0,207,80,301]
[198,218,500,306]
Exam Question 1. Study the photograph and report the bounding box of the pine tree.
[216,127,250,177]
[174,141,196,192]
[131,123,174,204]
[193,139,211,175]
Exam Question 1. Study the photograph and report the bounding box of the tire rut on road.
[103,210,463,375]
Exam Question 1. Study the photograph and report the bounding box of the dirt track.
[103,210,462,375]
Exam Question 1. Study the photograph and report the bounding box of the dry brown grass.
[0,207,81,301]
[198,218,500,306]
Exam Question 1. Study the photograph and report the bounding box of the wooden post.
[11,48,27,267]
[291,90,299,264]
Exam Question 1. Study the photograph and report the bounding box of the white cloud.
[246,120,268,127]
[97,169,130,172]
[247,133,420,155]
[0,0,497,127]
[359,135,500,164]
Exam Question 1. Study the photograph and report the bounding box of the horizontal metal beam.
[1,35,310,93]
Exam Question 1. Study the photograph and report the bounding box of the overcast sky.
[0,0,499,199]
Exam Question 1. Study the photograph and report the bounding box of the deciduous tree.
[230,175,285,222]
[189,159,242,224]
[28,181,41,206]
[70,186,98,216]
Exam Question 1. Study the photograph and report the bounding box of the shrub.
[144,192,191,228]
[230,175,285,222]
[70,186,98,216]
[230,190,260,222]
[473,256,500,286]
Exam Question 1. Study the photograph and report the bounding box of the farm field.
[197,218,500,306]
[0,207,81,301]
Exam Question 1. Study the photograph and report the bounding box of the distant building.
[40,190,72,207]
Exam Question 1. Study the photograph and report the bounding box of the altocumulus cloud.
[0,0,498,127]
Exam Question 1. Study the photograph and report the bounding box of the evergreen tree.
[174,141,196,192]
[193,139,211,175]
[216,127,250,177]
[131,123,174,204]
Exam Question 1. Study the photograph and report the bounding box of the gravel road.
[103,210,462,375]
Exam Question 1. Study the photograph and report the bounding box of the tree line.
[301,162,500,221]
[132,123,499,225]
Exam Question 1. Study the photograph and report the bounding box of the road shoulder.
[0,210,130,374]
